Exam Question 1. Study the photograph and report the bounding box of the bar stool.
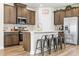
[58,36,63,50]
[34,39,44,56]
[61,36,66,49]
[43,35,51,54]
[58,32,66,49]
[48,34,63,52]
[46,34,59,53]
[50,34,58,51]
[34,35,48,56]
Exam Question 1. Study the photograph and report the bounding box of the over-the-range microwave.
[16,17,28,25]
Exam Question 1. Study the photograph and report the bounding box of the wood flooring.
[0,44,79,56]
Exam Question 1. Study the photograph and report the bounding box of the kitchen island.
[22,31,58,55]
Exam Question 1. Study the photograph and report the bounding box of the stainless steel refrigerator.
[64,17,79,45]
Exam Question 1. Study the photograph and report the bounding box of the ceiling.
[26,3,74,9]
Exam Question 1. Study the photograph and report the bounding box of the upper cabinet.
[4,3,36,25]
[59,10,65,25]
[65,9,72,17]
[17,7,27,18]
[54,10,65,25]
[4,4,16,24]
[17,7,22,17]
[65,7,79,17]
[27,10,35,25]
[14,3,27,18]
[21,8,27,18]
[10,6,16,24]
[54,7,79,25]
[54,11,60,25]
[4,5,10,24]
[17,7,35,25]
[71,7,79,16]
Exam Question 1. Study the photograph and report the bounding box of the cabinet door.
[27,10,31,24]
[4,5,10,24]
[10,6,16,24]
[4,32,19,47]
[65,9,72,17]
[21,8,27,18]
[54,11,60,25]
[23,32,30,52]
[11,33,19,45]
[4,34,12,47]
[17,7,22,17]
[60,10,65,25]
[30,11,35,25]
[71,7,79,16]
[26,10,35,25]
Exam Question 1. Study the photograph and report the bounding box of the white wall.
[0,4,4,49]
[36,7,55,31]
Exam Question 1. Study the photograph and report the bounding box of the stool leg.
[43,40,45,48]
[48,39,51,54]
[41,40,44,56]
[34,41,39,55]
[64,38,66,48]
[53,38,56,51]
[56,38,58,51]
[53,38,57,51]
[60,37,62,49]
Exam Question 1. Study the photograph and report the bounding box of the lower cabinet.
[23,32,30,52]
[4,32,19,47]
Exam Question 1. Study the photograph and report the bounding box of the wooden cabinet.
[71,7,79,16]
[27,10,35,25]
[65,8,79,17]
[59,10,65,25]
[21,8,27,18]
[10,33,19,45]
[4,5,10,24]
[4,4,35,25]
[4,4,16,24]
[54,10,65,25]
[17,7,21,17]
[4,33,12,46]
[17,7,27,18]
[65,9,72,17]
[54,7,79,25]
[10,6,16,24]
[54,11,60,25]
[29,11,35,25]
[23,32,30,52]
[4,32,19,47]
